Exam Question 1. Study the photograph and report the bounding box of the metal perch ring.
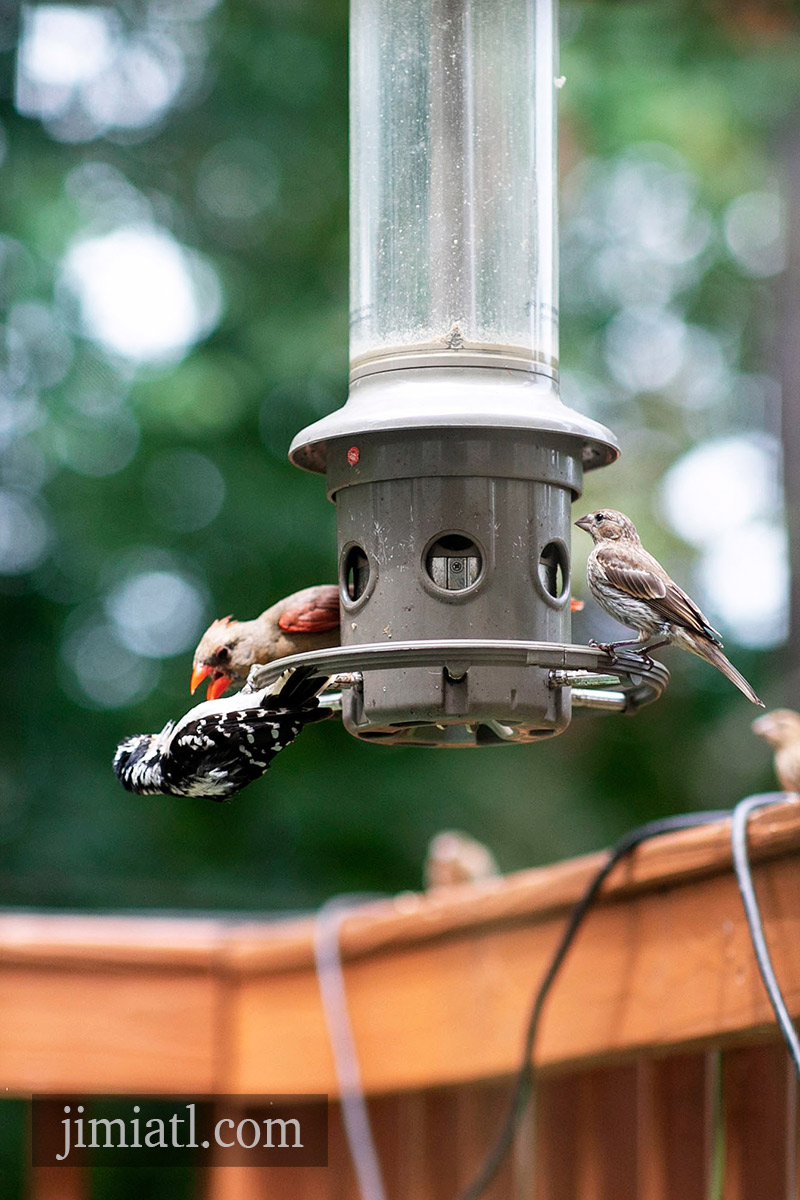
[245,640,669,719]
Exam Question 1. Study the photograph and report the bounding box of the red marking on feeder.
[347,446,360,466]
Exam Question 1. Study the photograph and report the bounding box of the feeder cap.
[289,365,619,475]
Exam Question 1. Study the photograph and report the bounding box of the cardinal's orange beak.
[206,674,232,701]
[190,663,234,700]
[190,663,212,694]
[570,598,584,612]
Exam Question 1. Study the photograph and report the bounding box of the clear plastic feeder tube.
[350,0,558,375]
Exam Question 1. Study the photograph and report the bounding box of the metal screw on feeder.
[280,0,667,746]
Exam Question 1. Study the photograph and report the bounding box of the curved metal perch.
[244,640,669,736]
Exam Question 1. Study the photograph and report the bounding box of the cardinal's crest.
[206,615,234,637]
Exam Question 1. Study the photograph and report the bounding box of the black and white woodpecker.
[113,667,328,802]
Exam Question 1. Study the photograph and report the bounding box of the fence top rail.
[1,799,798,975]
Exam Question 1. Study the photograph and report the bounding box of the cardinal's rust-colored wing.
[278,584,341,634]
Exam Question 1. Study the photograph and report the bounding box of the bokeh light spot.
[661,435,787,648]
[196,139,280,222]
[16,6,190,141]
[697,521,788,649]
[604,306,687,392]
[144,449,226,532]
[660,434,782,548]
[51,409,140,478]
[18,6,117,92]
[7,302,74,389]
[0,489,50,575]
[105,567,207,658]
[61,620,160,708]
[724,190,786,278]
[61,226,223,364]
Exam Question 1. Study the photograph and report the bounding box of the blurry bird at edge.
[752,709,800,793]
[575,509,763,706]
[424,831,500,890]
[191,584,340,700]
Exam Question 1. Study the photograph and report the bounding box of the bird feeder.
[286,0,666,746]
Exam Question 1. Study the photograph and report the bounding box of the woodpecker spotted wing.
[113,667,328,802]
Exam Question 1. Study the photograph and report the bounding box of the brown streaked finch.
[752,709,800,793]
[575,509,763,707]
[191,584,340,700]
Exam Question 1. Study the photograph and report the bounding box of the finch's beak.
[190,663,212,694]
[206,674,232,701]
[570,598,584,612]
[751,714,772,738]
[574,515,593,533]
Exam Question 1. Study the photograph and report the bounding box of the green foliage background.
[0,0,796,921]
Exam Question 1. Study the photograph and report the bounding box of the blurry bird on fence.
[575,509,763,706]
[752,709,800,794]
[113,667,329,802]
[191,584,340,700]
[424,830,500,890]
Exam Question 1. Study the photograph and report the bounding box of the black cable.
[457,809,732,1200]
[731,792,800,1077]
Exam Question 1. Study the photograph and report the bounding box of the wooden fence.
[2,801,799,1198]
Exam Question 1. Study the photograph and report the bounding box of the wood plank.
[204,1167,265,1200]
[455,1081,521,1200]
[535,1066,638,1200]
[374,1084,518,1200]
[535,1074,581,1200]
[29,1167,87,1200]
[319,1082,521,1200]
[207,1164,332,1200]
[413,1090,463,1200]
[226,801,800,974]
[0,806,799,1097]
[227,852,800,1093]
[0,802,797,976]
[370,1090,426,1199]
[0,913,228,969]
[0,967,217,1094]
[331,1098,369,1200]
[367,1092,414,1200]
[577,1066,639,1200]
[636,1054,713,1200]
[258,1097,332,1200]
[203,1099,332,1200]
[721,1044,795,1199]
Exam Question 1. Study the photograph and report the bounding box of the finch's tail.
[689,637,764,707]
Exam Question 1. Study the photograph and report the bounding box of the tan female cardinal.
[191,585,585,701]
[190,584,341,700]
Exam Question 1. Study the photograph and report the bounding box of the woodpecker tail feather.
[686,636,764,707]
[266,665,328,710]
